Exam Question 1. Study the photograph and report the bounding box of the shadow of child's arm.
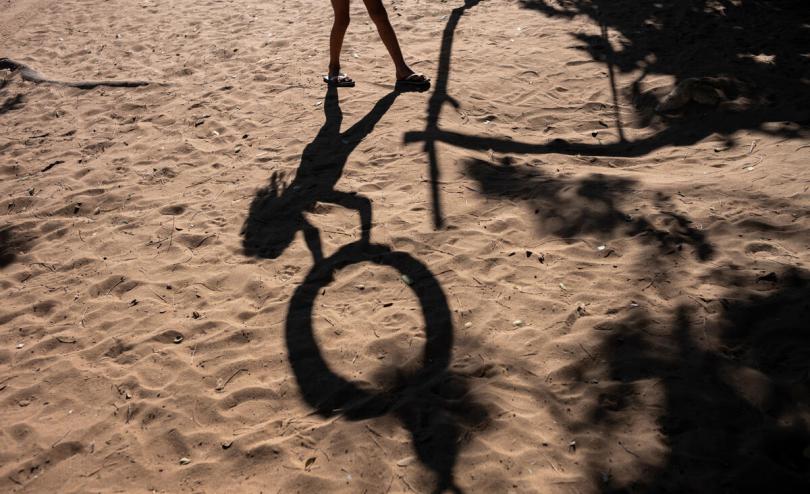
[327,191,372,244]
[342,91,399,147]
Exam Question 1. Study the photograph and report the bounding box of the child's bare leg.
[362,0,426,81]
[329,0,351,78]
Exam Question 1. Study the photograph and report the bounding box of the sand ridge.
[1,0,809,492]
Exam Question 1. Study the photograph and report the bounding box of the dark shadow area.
[579,267,810,492]
[399,1,807,490]
[0,94,24,116]
[0,226,29,269]
[464,158,713,260]
[420,0,482,228]
[242,85,398,262]
[405,0,809,178]
[286,241,488,493]
[242,87,488,492]
[0,227,17,268]
[520,0,810,127]
[407,4,807,490]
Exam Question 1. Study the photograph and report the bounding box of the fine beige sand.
[2,0,809,492]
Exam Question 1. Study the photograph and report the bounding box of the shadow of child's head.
[241,171,303,259]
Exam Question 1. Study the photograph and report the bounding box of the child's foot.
[396,65,429,84]
[395,70,430,90]
[396,72,429,84]
[323,73,355,87]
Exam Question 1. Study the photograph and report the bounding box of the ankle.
[328,64,341,75]
[396,69,414,79]
[395,64,412,77]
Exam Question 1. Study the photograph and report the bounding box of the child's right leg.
[328,0,351,81]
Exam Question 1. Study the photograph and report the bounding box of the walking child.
[325,0,430,88]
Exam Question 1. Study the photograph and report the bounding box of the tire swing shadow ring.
[285,241,454,421]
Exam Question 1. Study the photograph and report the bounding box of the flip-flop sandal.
[323,73,355,87]
[395,73,430,89]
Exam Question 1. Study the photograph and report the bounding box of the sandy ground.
[1,0,809,492]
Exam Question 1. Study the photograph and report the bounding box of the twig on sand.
[149,289,169,304]
[187,177,213,188]
[365,425,387,454]
[193,234,216,249]
[106,276,125,295]
[1,58,153,89]
[51,429,72,448]
[30,262,57,272]
[169,218,175,250]
[642,273,663,291]
[216,368,248,392]
[83,462,118,478]
[192,400,202,427]
[618,440,640,458]
[399,476,418,493]
[0,375,17,389]
[191,282,222,292]
[579,343,596,361]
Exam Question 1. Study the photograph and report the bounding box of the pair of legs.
[328,0,426,83]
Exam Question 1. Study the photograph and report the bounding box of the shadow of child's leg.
[302,219,325,263]
[329,191,372,243]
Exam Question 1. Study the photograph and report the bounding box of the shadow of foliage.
[0,94,24,116]
[579,266,810,491]
[463,157,713,260]
[520,0,810,138]
[0,226,29,268]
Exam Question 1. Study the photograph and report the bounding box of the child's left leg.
[362,0,428,83]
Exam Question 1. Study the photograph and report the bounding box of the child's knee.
[334,12,350,29]
[367,5,388,24]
